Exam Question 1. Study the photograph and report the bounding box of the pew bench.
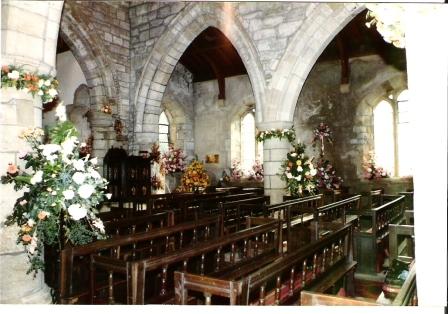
[353,195,406,274]
[174,222,356,305]
[59,215,223,304]
[89,217,282,304]
[300,261,417,306]
[389,211,414,263]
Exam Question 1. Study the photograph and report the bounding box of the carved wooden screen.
[124,155,152,198]
[103,147,127,201]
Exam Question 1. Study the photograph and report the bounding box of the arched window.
[240,111,263,173]
[374,100,395,175]
[397,90,412,176]
[241,112,255,172]
[159,111,170,153]
[373,89,412,177]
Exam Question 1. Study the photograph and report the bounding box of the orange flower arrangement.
[179,160,209,192]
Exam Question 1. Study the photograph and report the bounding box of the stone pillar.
[0,90,52,304]
[259,121,293,204]
[1,0,63,303]
[404,4,448,307]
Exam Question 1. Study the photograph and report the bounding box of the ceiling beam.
[336,34,350,93]
[200,52,226,99]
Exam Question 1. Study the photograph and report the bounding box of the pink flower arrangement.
[312,122,333,144]
[161,144,186,174]
[248,160,264,181]
[363,152,389,180]
[151,174,163,190]
[315,159,343,190]
[230,159,244,181]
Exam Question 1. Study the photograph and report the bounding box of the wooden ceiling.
[317,9,406,70]
[179,27,247,83]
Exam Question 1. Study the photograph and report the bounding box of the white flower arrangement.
[1,121,108,274]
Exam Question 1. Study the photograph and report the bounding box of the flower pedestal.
[165,172,182,193]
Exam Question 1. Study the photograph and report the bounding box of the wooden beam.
[336,34,350,93]
[200,52,226,99]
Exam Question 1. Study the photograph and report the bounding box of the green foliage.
[280,143,318,197]
[49,121,79,144]
[1,124,109,275]
[256,126,296,144]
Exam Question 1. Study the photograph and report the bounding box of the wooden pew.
[353,195,406,274]
[300,291,379,305]
[174,222,356,305]
[264,194,323,252]
[314,195,360,226]
[264,195,360,253]
[103,211,173,235]
[181,192,259,221]
[89,217,282,304]
[217,196,268,234]
[389,211,414,263]
[300,262,417,306]
[399,191,414,211]
[59,215,223,304]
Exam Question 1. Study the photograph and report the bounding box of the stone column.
[0,90,52,304]
[404,4,448,307]
[259,121,293,204]
[1,0,63,303]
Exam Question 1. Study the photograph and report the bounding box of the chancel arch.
[133,2,266,153]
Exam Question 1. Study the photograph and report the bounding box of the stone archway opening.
[132,3,266,154]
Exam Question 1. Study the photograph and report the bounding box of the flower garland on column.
[256,126,296,143]
[1,65,59,103]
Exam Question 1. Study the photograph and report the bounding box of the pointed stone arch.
[265,3,365,123]
[132,3,266,152]
[59,10,117,110]
[59,6,124,161]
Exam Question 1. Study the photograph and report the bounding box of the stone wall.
[294,55,412,194]
[60,1,131,163]
[162,63,195,157]
[193,75,255,183]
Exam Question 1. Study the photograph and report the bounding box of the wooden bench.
[58,215,223,304]
[353,194,406,274]
[264,194,323,252]
[174,222,356,305]
[265,195,360,253]
[389,211,414,263]
[89,217,282,304]
[300,262,417,306]
[217,196,268,234]
[399,191,414,211]
[180,192,259,221]
[103,211,173,235]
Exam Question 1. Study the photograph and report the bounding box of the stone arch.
[133,2,266,152]
[66,84,93,145]
[59,11,116,110]
[59,6,123,161]
[265,3,365,123]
